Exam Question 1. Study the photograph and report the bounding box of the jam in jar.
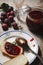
[26,8,43,34]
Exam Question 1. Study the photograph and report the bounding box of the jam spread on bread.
[5,42,21,55]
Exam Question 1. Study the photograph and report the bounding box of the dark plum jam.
[29,11,43,19]
[5,42,21,55]
[26,10,43,33]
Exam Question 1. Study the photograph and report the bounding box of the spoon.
[14,39,43,65]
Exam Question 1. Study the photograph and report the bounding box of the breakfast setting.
[0,0,43,65]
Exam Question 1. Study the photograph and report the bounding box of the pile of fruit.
[0,3,19,31]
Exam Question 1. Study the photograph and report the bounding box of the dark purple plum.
[0,16,5,23]
[1,16,4,20]
[12,22,19,30]
[10,11,14,16]
[4,18,11,27]
[4,18,9,24]
[2,23,8,31]
[7,12,10,17]
[8,15,14,23]
[1,12,7,18]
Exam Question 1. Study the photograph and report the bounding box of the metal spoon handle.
[30,49,43,65]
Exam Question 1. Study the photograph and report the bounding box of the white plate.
[0,30,38,64]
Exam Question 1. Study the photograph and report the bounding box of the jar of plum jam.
[26,8,43,34]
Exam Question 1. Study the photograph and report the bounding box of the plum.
[8,15,14,23]
[4,18,11,27]
[12,22,19,30]
[2,23,8,31]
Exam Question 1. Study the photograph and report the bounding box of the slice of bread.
[3,54,28,65]
[1,41,23,58]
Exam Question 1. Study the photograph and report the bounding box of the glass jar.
[26,8,43,34]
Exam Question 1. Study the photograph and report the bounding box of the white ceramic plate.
[0,30,38,65]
